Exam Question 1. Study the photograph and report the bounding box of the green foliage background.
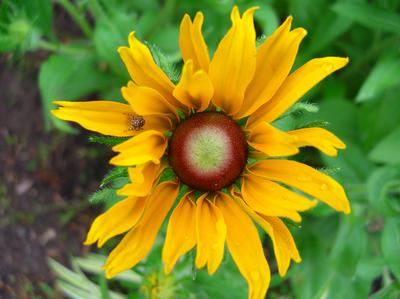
[1,0,400,298]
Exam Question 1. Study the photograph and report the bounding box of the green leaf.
[330,216,367,277]
[183,253,247,299]
[332,2,400,34]
[93,10,136,79]
[49,258,125,299]
[367,165,400,216]
[74,254,142,284]
[305,11,353,56]
[323,140,375,184]
[369,126,400,164]
[368,283,400,299]
[356,54,400,102]
[39,52,110,132]
[381,217,400,281]
[252,4,279,36]
[358,90,400,151]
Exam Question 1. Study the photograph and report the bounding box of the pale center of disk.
[185,126,230,174]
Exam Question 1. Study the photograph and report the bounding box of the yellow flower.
[52,6,350,299]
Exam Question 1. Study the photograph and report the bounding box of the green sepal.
[177,184,189,201]
[176,108,187,122]
[158,168,176,183]
[88,186,122,204]
[88,135,129,146]
[100,167,128,187]
[164,131,173,137]
[283,101,319,118]
[146,41,180,83]
[89,176,129,204]
[295,120,330,129]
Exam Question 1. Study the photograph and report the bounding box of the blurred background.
[1,0,399,298]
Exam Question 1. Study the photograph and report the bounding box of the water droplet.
[235,242,241,247]
[320,183,328,190]
[184,234,190,240]
[297,176,311,182]
[212,243,218,249]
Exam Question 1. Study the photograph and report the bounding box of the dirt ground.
[0,13,110,297]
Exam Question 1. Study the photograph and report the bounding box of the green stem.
[37,39,91,54]
[37,39,60,52]
[57,0,93,38]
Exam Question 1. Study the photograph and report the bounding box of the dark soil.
[0,14,109,298]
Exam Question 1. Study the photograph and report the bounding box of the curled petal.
[52,100,134,137]
[173,60,213,112]
[247,57,349,128]
[248,160,351,214]
[215,192,270,299]
[104,181,179,278]
[118,32,183,109]
[84,196,146,247]
[235,18,307,119]
[195,194,226,275]
[247,122,299,157]
[209,6,257,115]
[117,162,164,197]
[241,174,316,222]
[122,81,178,120]
[162,192,197,274]
[179,12,210,72]
[110,130,167,166]
[288,127,346,156]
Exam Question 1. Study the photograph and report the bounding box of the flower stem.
[37,39,91,54]
[56,0,93,38]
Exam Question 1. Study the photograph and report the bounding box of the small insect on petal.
[128,115,145,131]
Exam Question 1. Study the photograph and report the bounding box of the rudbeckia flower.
[52,6,350,299]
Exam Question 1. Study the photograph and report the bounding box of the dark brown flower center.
[168,112,247,191]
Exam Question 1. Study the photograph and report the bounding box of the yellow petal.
[195,193,226,275]
[142,114,173,133]
[110,130,167,166]
[52,100,134,137]
[52,101,171,135]
[84,196,146,247]
[173,60,213,112]
[247,57,349,127]
[209,6,257,115]
[261,215,301,275]
[248,160,351,213]
[179,12,210,72]
[247,122,299,157]
[117,162,163,197]
[235,18,307,119]
[215,192,270,299]
[122,81,178,120]
[289,127,346,156]
[104,181,179,278]
[162,192,197,274]
[229,190,301,277]
[118,32,183,109]
[241,174,316,222]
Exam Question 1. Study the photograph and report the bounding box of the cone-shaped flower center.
[169,112,247,191]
